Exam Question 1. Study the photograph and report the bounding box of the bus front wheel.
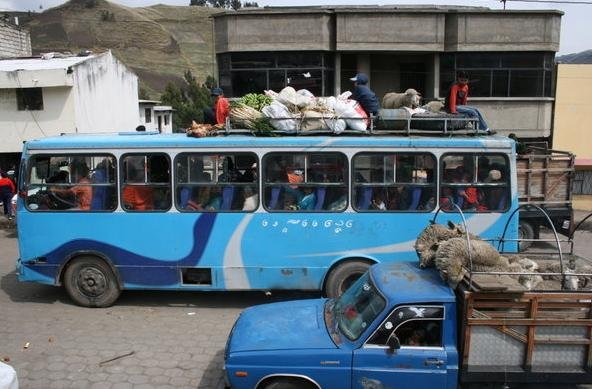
[63,256,121,308]
[324,260,371,298]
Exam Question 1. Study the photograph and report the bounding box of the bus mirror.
[386,336,400,355]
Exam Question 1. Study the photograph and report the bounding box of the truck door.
[352,305,448,389]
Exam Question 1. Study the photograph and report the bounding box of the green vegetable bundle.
[239,93,273,112]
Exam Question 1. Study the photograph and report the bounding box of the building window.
[16,88,43,111]
[218,52,334,97]
[144,108,152,123]
[439,52,554,98]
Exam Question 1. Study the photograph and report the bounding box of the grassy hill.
[18,0,219,98]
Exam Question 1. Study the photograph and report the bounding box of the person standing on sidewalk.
[0,171,15,220]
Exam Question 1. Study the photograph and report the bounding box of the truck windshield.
[333,272,386,341]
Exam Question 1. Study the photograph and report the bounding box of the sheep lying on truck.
[382,89,421,109]
[414,222,461,268]
[415,221,481,269]
[433,237,544,290]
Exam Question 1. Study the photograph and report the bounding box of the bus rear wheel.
[64,256,121,308]
[324,260,371,298]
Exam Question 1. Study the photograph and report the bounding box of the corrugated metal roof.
[0,55,95,72]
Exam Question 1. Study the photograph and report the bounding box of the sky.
[1,0,590,55]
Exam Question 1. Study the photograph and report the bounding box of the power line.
[502,0,592,4]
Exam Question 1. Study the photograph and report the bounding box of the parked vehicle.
[224,256,592,389]
[516,147,574,249]
[15,131,520,307]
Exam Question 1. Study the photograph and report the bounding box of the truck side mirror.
[386,336,400,355]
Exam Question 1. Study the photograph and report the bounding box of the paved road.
[1,213,591,389]
[0,219,319,389]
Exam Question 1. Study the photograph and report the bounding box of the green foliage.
[239,93,272,111]
[243,2,259,7]
[100,10,115,22]
[230,0,241,10]
[160,70,216,131]
[138,87,151,100]
[84,0,97,8]
[189,0,208,5]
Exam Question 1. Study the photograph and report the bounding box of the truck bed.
[457,254,592,384]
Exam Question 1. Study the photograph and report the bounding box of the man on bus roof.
[350,73,379,117]
[204,87,230,126]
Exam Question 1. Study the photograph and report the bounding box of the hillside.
[18,0,220,97]
[557,49,592,64]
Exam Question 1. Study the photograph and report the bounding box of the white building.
[0,18,31,59]
[139,99,174,133]
[0,50,139,153]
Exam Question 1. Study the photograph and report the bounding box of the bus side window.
[175,153,258,212]
[353,153,436,212]
[25,154,117,212]
[263,152,347,212]
[440,154,509,213]
[121,154,171,212]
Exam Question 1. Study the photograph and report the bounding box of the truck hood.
[228,298,336,353]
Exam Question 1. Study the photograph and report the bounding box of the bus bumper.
[17,259,59,285]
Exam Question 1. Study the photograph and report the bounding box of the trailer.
[516,147,575,249]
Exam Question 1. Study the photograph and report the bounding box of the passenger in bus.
[283,193,298,211]
[440,187,455,211]
[205,186,222,211]
[91,158,114,211]
[298,187,316,210]
[327,187,347,211]
[371,191,387,211]
[50,160,93,210]
[242,186,258,211]
[484,169,506,211]
[123,162,154,211]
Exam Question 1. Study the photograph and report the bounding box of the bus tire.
[324,260,372,298]
[63,256,121,308]
[519,220,535,251]
[260,377,317,389]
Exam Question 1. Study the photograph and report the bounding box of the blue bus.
[16,132,518,307]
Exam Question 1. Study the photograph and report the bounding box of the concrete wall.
[215,11,334,52]
[0,20,31,59]
[553,64,592,164]
[0,86,76,153]
[72,52,139,133]
[336,11,445,51]
[470,98,553,137]
[444,11,561,52]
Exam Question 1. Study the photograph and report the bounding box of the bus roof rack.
[217,116,492,137]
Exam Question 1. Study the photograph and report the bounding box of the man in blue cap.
[350,73,379,117]
[204,87,229,126]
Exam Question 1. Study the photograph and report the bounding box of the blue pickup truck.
[223,261,592,389]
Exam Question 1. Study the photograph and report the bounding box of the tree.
[230,0,241,10]
[189,0,208,5]
[160,71,216,131]
[243,2,259,7]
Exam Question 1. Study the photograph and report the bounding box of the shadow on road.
[0,269,68,304]
[116,288,321,309]
[2,265,320,309]
[198,349,226,389]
